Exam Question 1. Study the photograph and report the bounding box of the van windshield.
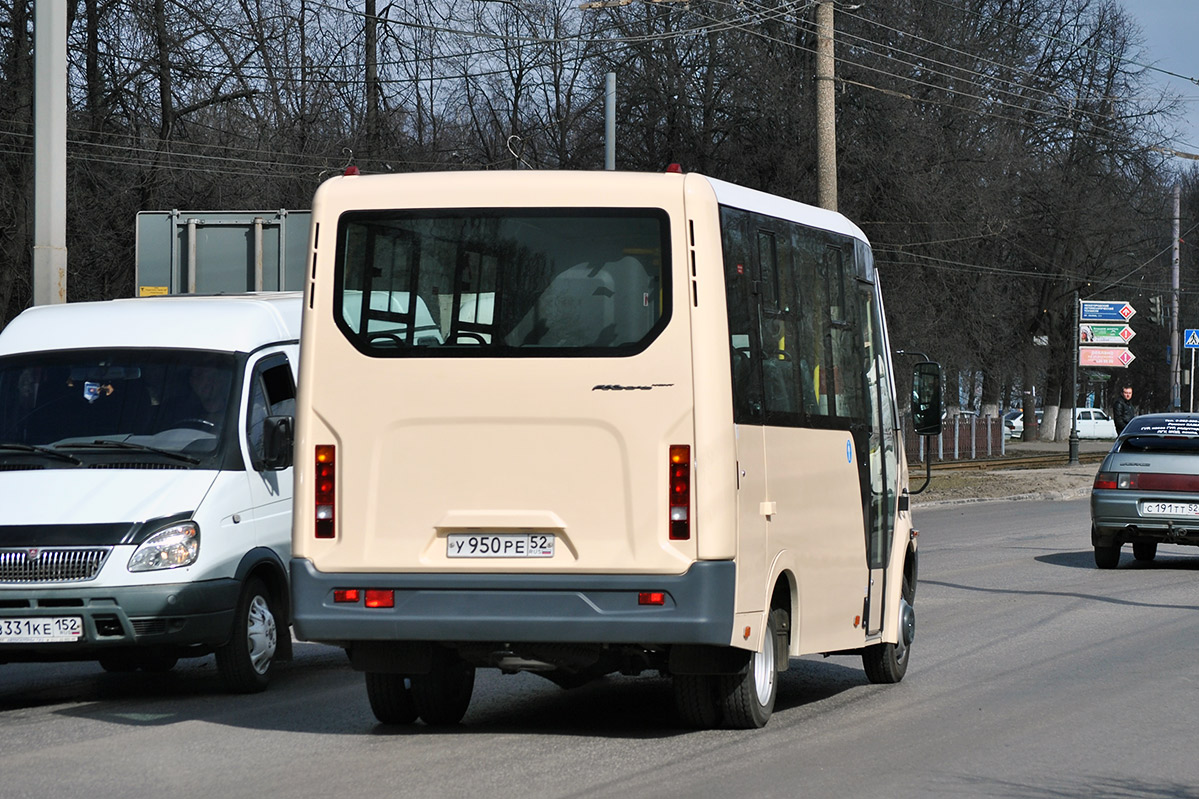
[0,350,237,460]
[334,209,670,356]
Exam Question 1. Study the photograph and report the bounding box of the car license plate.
[446,533,555,558]
[1141,501,1199,516]
[0,616,83,643]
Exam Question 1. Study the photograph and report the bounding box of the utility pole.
[814,1,837,212]
[1172,184,1182,409]
[605,72,616,170]
[364,0,379,168]
[33,0,67,306]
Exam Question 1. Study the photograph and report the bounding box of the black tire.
[672,674,721,729]
[862,640,908,684]
[1094,542,1121,569]
[1132,541,1158,562]
[365,672,418,724]
[215,577,279,693]
[863,574,914,684]
[409,648,475,726]
[717,608,784,729]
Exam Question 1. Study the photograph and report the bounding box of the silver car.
[1091,413,1199,568]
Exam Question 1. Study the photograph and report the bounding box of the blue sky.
[1121,0,1199,157]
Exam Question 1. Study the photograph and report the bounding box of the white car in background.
[1004,409,1043,439]
[1072,407,1118,439]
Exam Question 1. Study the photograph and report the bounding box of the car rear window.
[1118,416,1199,453]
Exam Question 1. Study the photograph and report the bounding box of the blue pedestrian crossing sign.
[1185,329,1199,349]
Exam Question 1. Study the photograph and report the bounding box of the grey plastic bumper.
[290,558,736,647]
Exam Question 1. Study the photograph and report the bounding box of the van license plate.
[447,533,555,558]
[0,616,83,643]
[1142,502,1199,516]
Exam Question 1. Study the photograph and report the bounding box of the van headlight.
[128,522,199,572]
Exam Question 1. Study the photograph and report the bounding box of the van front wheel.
[216,577,278,693]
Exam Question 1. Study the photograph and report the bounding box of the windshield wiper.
[63,440,201,465]
[0,442,83,465]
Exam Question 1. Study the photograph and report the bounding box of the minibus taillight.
[315,444,336,539]
[669,445,691,540]
[365,589,395,608]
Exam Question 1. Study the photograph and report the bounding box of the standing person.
[1113,384,1137,433]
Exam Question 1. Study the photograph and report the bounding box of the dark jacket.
[1112,395,1137,433]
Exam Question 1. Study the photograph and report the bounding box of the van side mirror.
[911,361,943,436]
[262,415,294,470]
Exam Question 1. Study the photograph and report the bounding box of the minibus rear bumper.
[289,558,735,646]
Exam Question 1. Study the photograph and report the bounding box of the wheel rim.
[753,628,776,705]
[895,598,915,666]
[245,594,278,675]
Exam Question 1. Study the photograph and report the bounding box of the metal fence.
[903,415,1006,462]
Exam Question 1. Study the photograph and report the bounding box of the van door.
[861,282,898,634]
[242,350,297,556]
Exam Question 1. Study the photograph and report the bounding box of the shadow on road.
[5,647,873,739]
[1037,549,1199,571]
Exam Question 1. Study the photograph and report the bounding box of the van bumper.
[0,579,240,662]
[289,558,735,647]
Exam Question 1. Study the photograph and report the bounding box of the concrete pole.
[814,1,837,212]
[33,0,68,305]
[605,72,616,170]
[1069,291,1079,465]
[1171,184,1182,409]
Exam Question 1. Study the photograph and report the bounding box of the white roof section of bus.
[702,175,869,244]
[0,292,303,356]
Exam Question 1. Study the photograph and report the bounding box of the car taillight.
[669,445,691,540]
[1093,472,1119,490]
[1130,472,1199,492]
[315,444,336,539]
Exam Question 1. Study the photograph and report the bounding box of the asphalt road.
[3,497,1198,799]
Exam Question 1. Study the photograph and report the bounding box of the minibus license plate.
[447,533,555,558]
[1142,501,1199,516]
[0,616,83,643]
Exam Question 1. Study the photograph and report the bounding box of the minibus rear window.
[333,209,670,357]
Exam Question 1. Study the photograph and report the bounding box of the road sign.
[1080,300,1135,322]
[1185,329,1199,349]
[1080,346,1136,367]
[1079,324,1135,345]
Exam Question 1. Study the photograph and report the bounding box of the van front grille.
[0,547,111,583]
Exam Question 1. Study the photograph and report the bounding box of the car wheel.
[718,608,785,729]
[409,647,475,726]
[1132,541,1158,561]
[1094,542,1121,569]
[365,672,418,724]
[215,577,279,693]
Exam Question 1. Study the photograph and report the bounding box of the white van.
[0,293,301,692]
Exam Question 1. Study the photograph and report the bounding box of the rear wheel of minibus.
[673,608,786,730]
[408,647,476,726]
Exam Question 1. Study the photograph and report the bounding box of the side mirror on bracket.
[262,415,294,470]
[911,361,943,437]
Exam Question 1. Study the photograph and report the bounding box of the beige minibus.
[290,169,924,729]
